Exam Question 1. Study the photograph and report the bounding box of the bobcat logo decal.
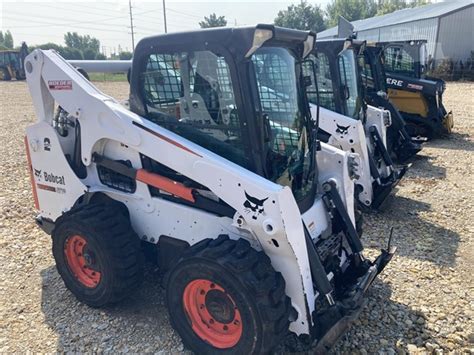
[34,169,42,180]
[336,124,350,135]
[243,191,268,220]
[43,137,51,151]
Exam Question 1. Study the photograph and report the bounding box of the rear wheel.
[166,235,290,354]
[0,68,11,81]
[52,202,143,307]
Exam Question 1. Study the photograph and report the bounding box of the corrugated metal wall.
[356,28,379,42]
[436,6,474,63]
[357,18,439,58]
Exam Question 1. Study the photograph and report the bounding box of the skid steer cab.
[361,44,423,163]
[304,38,406,209]
[376,40,453,138]
[24,24,395,353]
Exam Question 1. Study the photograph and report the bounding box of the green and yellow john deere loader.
[376,40,454,138]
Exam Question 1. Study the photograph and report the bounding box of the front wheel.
[0,68,11,81]
[166,235,290,354]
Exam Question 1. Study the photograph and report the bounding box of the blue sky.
[0,0,332,54]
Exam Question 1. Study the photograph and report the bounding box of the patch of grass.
[89,72,128,82]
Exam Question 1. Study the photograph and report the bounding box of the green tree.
[326,0,377,27]
[274,0,326,32]
[33,42,64,52]
[95,53,107,60]
[82,48,97,60]
[376,0,430,15]
[61,47,84,60]
[0,30,14,49]
[119,51,133,60]
[199,13,227,28]
[64,32,100,55]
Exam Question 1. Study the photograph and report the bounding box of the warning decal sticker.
[48,80,72,90]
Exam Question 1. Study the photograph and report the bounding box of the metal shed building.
[318,0,474,65]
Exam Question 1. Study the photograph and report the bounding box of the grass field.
[88,72,128,82]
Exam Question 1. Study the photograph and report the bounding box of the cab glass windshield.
[141,50,250,168]
[338,49,362,119]
[306,53,336,111]
[251,47,315,202]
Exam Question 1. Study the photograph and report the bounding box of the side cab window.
[306,52,336,111]
[141,51,250,168]
[383,46,415,77]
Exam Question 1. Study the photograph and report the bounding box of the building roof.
[318,0,474,38]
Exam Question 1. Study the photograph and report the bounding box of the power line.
[166,7,203,20]
[3,11,129,29]
[132,10,198,26]
[3,16,129,34]
[32,3,126,19]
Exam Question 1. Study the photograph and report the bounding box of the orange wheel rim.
[64,235,101,288]
[183,279,242,349]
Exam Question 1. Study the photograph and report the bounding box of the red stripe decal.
[136,169,195,203]
[37,184,57,192]
[133,121,202,158]
[24,136,40,210]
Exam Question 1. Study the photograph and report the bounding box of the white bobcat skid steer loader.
[24,25,394,353]
[306,39,406,209]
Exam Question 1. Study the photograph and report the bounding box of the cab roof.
[134,24,315,59]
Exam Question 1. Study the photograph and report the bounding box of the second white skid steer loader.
[24,25,395,353]
[305,39,406,209]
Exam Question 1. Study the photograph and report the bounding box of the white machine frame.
[312,104,393,207]
[25,49,360,336]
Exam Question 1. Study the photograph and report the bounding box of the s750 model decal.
[48,80,72,90]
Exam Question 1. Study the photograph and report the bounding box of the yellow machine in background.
[387,88,429,118]
[378,40,453,138]
[0,43,28,81]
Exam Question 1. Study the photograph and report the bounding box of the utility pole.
[162,0,168,33]
[128,0,135,50]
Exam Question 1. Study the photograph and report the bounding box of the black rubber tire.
[166,235,290,354]
[0,68,11,81]
[52,202,143,307]
[15,70,26,80]
[76,67,90,81]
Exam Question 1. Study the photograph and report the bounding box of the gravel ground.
[0,80,472,354]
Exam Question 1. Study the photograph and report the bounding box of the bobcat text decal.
[35,171,66,194]
[34,170,65,185]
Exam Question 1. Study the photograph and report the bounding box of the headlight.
[245,29,273,57]
[303,34,315,58]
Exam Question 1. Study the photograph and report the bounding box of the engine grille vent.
[98,160,136,193]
